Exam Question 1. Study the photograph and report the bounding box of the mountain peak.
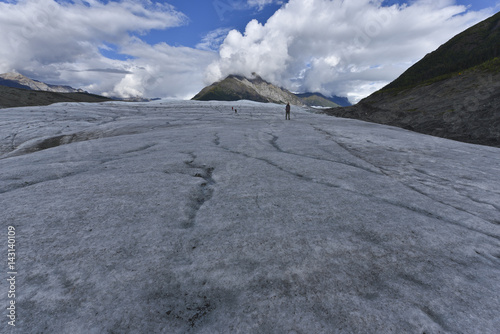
[0,72,28,81]
[0,72,110,108]
[0,72,85,93]
[192,74,305,106]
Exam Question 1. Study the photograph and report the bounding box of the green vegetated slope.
[324,11,500,147]
[382,11,500,92]
[0,85,111,109]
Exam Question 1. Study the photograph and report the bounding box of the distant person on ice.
[285,103,290,120]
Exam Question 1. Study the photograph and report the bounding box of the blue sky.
[0,0,498,101]
[158,1,284,48]
[143,0,495,48]
[112,0,497,56]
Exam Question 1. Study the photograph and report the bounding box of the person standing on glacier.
[285,103,291,120]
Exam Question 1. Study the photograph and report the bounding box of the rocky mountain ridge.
[0,72,86,93]
[296,92,350,107]
[0,73,112,108]
[192,74,304,105]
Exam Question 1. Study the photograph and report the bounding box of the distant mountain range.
[192,74,350,108]
[324,10,500,148]
[0,72,86,93]
[0,72,111,108]
[295,93,351,108]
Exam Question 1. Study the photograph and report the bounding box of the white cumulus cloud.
[0,0,215,98]
[196,28,233,52]
[206,0,495,103]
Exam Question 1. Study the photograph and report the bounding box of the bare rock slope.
[0,72,85,93]
[192,74,305,106]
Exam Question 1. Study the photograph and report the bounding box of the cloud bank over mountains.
[207,0,494,102]
[0,0,496,101]
[0,0,216,99]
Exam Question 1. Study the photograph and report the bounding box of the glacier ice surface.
[1,100,499,333]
